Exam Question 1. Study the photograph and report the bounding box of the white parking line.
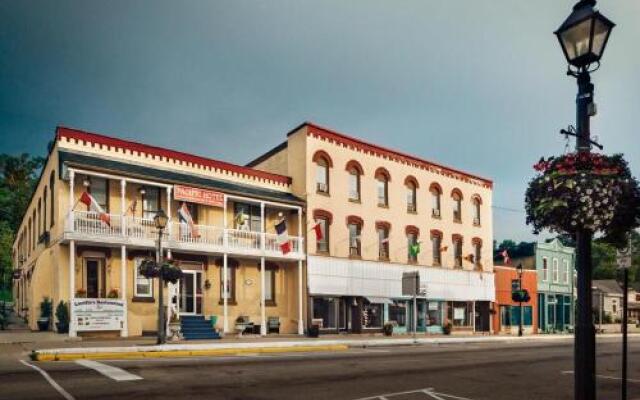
[20,360,75,400]
[561,370,640,384]
[75,359,143,381]
[353,387,474,400]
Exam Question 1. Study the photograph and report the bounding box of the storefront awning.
[365,297,393,304]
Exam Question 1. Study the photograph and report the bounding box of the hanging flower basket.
[138,259,183,284]
[525,152,640,246]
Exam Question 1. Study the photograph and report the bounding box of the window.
[348,223,361,257]
[553,259,559,282]
[474,241,482,269]
[375,168,390,207]
[430,184,442,217]
[265,267,276,305]
[37,199,41,236]
[453,236,463,268]
[219,264,236,303]
[316,157,329,194]
[50,171,55,227]
[234,202,261,231]
[362,302,383,328]
[448,301,472,327]
[452,190,462,222]
[407,233,418,263]
[85,258,106,298]
[378,227,389,260]
[542,258,548,281]
[134,258,153,298]
[142,187,160,220]
[472,197,481,225]
[406,181,417,212]
[89,177,109,212]
[388,304,407,327]
[511,306,533,326]
[316,218,329,253]
[431,232,442,266]
[348,168,361,201]
[43,187,47,233]
[563,260,570,283]
[313,297,337,329]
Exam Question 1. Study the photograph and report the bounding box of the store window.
[511,306,533,326]
[134,258,153,298]
[142,187,160,219]
[312,297,337,329]
[362,302,383,328]
[500,306,512,327]
[89,177,109,212]
[427,301,443,327]
[388,304,407,327]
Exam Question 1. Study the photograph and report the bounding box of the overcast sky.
[1,0,639,244]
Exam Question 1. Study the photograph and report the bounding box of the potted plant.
[443,321,453,335]
[107,288,119,298]
[307,323,320,338]
[167,313,182,341]
[37,297,52,331]
[55,301,69,334]
[75,289,87,298]
[383,322,394,336]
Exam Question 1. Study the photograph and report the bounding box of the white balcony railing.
[67,211,303,257]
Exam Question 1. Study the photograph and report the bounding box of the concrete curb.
[32,333,640,362]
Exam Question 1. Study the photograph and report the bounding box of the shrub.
[40,297,52,319]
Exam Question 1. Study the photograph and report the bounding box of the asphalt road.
[1,337,639,400]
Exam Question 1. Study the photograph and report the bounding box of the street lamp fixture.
[554,0,614,70]
[82,177,91,188]
[154,209,168,230]
[138,186,146,196]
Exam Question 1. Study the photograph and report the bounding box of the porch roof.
[58,150,304,206]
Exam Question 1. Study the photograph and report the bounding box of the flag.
[178,203,200,238]
[409,242,421,257]
[440,246,449,252]
[501,249,511,265]
[313,221,323,241]
[79,191,110,226]
[464,254,475,263]
[275,219,291,254]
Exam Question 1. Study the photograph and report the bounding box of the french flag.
[275,220,291,255]
[79,191,110,226]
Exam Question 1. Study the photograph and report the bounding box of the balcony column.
[260,202,266,336]
[69,170,75,232]
[297,207,304,335]
[166,186,172,259]
[120,180,126,236]
[69,239,76,337]
[120,245,128,337]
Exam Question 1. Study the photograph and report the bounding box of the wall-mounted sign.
[72,298,125,331]
[174,185,224,207]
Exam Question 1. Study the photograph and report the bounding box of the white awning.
[365,297,393,304]
[308,255,495,302]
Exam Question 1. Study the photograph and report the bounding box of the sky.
[1,0,639,244]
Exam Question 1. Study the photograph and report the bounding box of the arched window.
[472,196,482,225]
[375,168,390,207]
[346,215,363,257]
[405,176,418,213]
[346,161,363,201]
[37,199,42,236]
[472,237,482,270]
[43,186,47,232]
[313,151,332,194]
[376,221,391,260]
[452,234,463,268]
[313,209,333,254]
[429,183,442,217]
[50,171,55,228]
[451,189,463,222]
[430,229,443,266]
[406,225,420,263]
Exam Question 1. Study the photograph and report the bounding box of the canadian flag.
[501,249,511,265]
[275,220,291,255]
[79,191,110,226]
[313,221,323,241]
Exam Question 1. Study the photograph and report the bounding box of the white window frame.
[542,257,548,281]
[553,258,559,283]
[134,258,153,298]
[563,260,570,284]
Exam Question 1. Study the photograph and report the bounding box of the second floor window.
[542,258,549,281]
[553,259,559,282]
[453,237,463,268]
[348,168,361,201]
[316,157,329,194]
[316,218,329,253]
[142,187,160,220]
[90,177,109,212]
[407,233,418,263]
[377,227,389,260]
[474,242,482,269]
[348,223,361,257]
[563,260,570,283]
[406,181,417,212]
[431,233,442,266]
[234,203,261,231]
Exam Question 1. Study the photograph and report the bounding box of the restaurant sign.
[72,298,125,331]
[174,185,224,207]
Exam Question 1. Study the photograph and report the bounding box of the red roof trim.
[56,127,292,185]
[301,122,492,188]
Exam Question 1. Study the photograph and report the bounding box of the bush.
[55,301,69,334]
[40,297,52,319]
[443,322,453,335]
[383,322,394,336]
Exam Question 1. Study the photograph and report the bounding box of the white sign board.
[454,307,465,320]
[72,298,125,331]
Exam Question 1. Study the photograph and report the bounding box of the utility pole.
[617,244,632,400]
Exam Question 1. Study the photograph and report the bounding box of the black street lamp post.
[554,1,614,399]
[154,209,169,345]
[517,263,524,337]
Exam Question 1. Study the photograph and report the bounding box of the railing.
[66,210,303,257]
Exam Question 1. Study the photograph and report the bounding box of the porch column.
[120,180,126,236]
[472,301,476,333]
[297,207,303,335]
[120,245,128,337]
[166,186,172,259]
[260,256,266,336]
[69,170,75,232]
[69,240,76,337]
[223,253,228,334]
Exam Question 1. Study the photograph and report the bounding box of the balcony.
[64,211,304,260]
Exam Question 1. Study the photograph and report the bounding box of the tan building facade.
[249,122,495,334]
[13,127,306,337]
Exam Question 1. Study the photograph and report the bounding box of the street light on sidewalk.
[554,2,615,399]
[154,209,169,345]
[516,263,524,337]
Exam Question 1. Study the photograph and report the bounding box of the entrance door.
[178,270,203,315]
[85,259,105,298]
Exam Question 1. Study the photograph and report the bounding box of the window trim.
[431,229,443,266]
[314,152,331,195]
[133,257,154,299]
[542,257,549,281]
[552,258,559,283]
[88,177,110,213]
[345,160,364,202]
[142,186,161,220]
[218,259,238,305]
[264,263,278,307]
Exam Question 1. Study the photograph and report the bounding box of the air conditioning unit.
[316,182,328,193]
[432,209,441,217]
[407,204,416,212]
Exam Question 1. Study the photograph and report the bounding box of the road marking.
[20,360,75,400]
[561,370,640,384]
[75,359,143,381]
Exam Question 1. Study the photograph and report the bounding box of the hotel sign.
[174,185,224,207]
[72,298,125,331]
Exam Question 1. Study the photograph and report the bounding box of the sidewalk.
[29,332,640,362]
